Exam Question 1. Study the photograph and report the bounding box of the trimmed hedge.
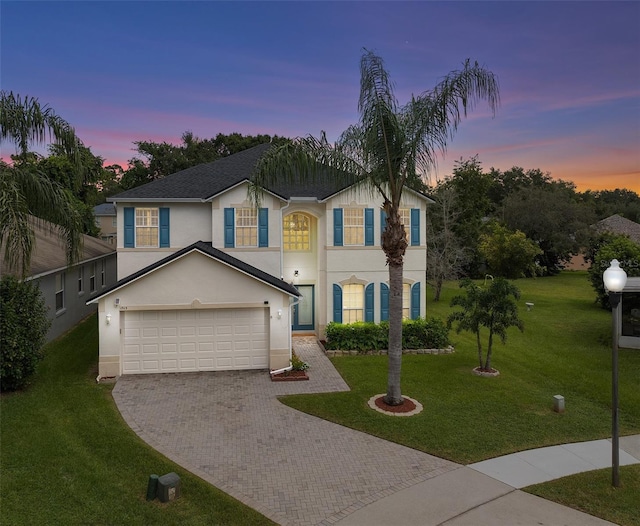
[325,317,450,352]
[1,276,51,391]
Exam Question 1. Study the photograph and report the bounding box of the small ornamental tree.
[479,222,542,279]
[0,276,50,391]
[448,277,523,373]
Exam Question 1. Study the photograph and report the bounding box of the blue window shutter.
[411,208,420,246]
[380,209,387,244]
[333,284,343,323]
[380,283,389,321]
[224,208,234,248]
[364,208,374,246]
[365,283,374,322]
[124,207,134,248]
[258,208,268,247]
[159,208,170,247]
[411,282,421,319]
[333,208,343,246]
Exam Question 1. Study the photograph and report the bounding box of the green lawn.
[281,272,640,523]
[2,272,638,525]
[0,314,275,526]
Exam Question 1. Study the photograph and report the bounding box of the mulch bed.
[270,370,309,382]
[373,395,417,414]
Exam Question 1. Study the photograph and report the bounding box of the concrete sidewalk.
[337,437,639,526]
[470,435,640,488]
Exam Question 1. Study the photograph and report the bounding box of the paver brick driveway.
[113,338,458,526]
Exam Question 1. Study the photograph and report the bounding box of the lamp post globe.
[603,259,627,293]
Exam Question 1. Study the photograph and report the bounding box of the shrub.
[290,351,309,371]
[0,276,51,391]
[587,233,640,308]
[325,317,449,352]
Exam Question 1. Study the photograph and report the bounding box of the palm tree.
[0,91,83,277]
[448,277,524,372]
[251,50,500,405]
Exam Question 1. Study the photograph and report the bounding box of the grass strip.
[0,314,275,526]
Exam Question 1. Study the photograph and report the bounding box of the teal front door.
[293,285,314,331]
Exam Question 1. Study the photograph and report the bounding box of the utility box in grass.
[157,472,181,502]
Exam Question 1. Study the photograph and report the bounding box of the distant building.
[93,203,117,245]
[1,221,117,342]
[566,214,640,270]
[594,214,640,245]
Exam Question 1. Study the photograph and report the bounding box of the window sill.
[55,308,66,317]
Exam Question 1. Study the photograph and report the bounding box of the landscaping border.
[318,340,455,357]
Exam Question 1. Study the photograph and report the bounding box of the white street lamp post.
[602,259,627,488]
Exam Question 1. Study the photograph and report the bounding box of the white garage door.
[122,308,269,374]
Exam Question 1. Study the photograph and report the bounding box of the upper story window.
[334,208,374,247]
[55,272,65,313]
[399,208,411,240]
[283,213,310,251]
[224,207,268,248]
[124,207,169,248]
[344,209,364,246]
[236,208,258,247]
[135,208,159,247]
[77,267,84,294]
[101,260,106,287]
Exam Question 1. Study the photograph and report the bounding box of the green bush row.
[325,317,450,352]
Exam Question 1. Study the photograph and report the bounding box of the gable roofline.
[87,241,300,305]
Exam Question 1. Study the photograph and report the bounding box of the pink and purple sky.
[1,1,639,192]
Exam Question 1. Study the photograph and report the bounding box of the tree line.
[425,156,640,300]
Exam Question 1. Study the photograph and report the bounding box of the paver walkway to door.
[113,337,458,525]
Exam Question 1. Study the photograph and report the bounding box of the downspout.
[270,294,301,375]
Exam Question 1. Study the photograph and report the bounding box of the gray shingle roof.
[88,241,300,303]
[110,143,368,202]
[93,203,116,216]
[0,219,115,278]
[594,214,640,245]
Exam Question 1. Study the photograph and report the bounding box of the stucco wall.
[96,250,293,377]
[115,202,212,279]
[33,253,118,342]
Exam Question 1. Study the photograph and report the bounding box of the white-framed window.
[399,208,411,240]
[112,218,117,228]
[283,213,310,251]
[135,208,159,247]
[344,208,364,246]
[343,283,364,323]
[89,263,96,293]
[236,208,258,247]
[77,267,84,294]
[403,283,411,319]
[100,260,106,287]
[55,272,65,313]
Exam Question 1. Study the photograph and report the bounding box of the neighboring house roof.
[0,220,116,279]
[594,214,640,245]
[93,203,116,216]
[109,143,432,203]
[88,241,301,304]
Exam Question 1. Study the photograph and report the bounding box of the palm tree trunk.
[485,328,494,371]
[385,259,404,405]
[476,330,483,370]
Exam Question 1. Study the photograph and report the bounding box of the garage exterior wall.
[97,250,293,377]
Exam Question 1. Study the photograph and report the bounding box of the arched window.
[283,213,310,251]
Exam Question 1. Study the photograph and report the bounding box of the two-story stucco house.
[90,144,432,378]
